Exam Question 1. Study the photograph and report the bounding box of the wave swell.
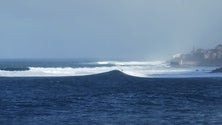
[0,61,220,78]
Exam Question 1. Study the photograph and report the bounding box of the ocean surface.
[0,59,222,124]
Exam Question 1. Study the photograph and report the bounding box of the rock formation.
[170,44,222,66]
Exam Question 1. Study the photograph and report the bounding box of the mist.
[0,0,222,60]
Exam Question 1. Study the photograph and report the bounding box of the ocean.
[0,59,222,124]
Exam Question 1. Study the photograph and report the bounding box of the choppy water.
[0,70,222,125]
[0,60,222,124]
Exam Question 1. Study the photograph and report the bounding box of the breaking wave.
[0,61,220,78]
[94,61,165,66]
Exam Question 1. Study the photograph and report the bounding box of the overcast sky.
[0,0,222,60]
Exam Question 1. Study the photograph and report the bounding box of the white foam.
[0,67,117,77]
[95,61,165,66]
[0,61,221,78]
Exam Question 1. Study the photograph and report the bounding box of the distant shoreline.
[170,44,222,67]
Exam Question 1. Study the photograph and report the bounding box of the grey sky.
[0,0,222,60]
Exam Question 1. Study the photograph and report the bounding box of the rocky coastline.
[170,44,222,67]
[170,44,222,73]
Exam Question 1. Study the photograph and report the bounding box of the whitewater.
[0,60,221,78]
[1,60,222,124]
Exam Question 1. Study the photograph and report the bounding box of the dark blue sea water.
[0,70,222,125]
[0,60,222,124]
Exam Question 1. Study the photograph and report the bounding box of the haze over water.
[1,1,222,125]
[1,0,222,60]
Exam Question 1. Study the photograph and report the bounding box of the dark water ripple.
[0,71,222,125]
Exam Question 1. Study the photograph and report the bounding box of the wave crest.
[0,61,219,78]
